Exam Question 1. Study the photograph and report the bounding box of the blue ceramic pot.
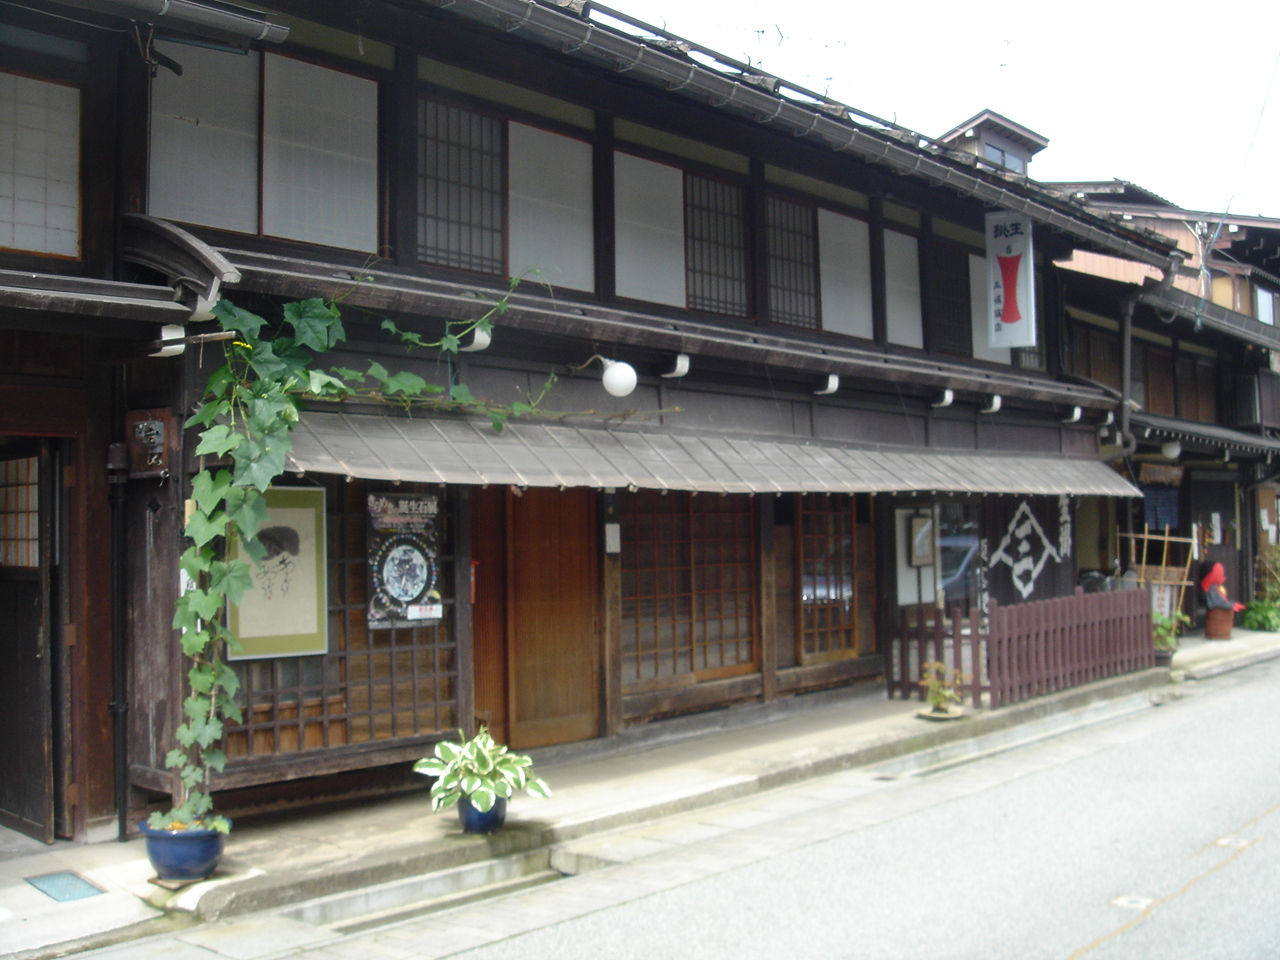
[457,796,507,834]
[139,821,228,881]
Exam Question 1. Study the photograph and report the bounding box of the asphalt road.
[419,661,1280,960]
[86,661,1280,960]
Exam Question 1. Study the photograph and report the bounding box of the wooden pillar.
[601,490,624,737]
[758,494,777,703]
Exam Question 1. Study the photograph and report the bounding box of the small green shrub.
[1152,611,1190,650]
[1241,600,1280,632]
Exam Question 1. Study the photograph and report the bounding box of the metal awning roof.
[285,411,1141,497]
[1131,412,1280,457]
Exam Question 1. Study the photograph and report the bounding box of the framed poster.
[909,515,935,567]
[229,486,327,659]
[368,492,443,629]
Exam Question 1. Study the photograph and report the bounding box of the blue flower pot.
[458,796,507,834]
[139,821,228,881]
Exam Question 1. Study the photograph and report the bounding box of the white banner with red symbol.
[985,210,1036,349]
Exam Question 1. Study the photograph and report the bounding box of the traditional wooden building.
[1046,181,1280,608]
[1,0,1185,841]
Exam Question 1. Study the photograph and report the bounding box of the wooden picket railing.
[887,587,1153,709]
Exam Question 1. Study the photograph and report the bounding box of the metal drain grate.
[25,872,105,902]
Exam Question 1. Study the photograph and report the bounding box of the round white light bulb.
[601,359,637,398]
[1161,441,1181,460]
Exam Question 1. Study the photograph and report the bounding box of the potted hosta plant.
[414,726,551,834]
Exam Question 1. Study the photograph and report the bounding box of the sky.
[599,0,1280,217]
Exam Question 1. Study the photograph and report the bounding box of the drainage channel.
[279,849,562,935]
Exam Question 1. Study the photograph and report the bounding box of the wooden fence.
[886,587,1153,709]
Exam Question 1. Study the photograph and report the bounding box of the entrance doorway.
[0,441,58,842]
[472,487,600,750]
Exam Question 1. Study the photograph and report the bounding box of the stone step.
[278,850,560,934]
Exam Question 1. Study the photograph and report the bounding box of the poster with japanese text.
[368,492,443,629]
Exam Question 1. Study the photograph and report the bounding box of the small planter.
[1154,648,1175,668]
[458,796,507,834]
[139,821,228,882]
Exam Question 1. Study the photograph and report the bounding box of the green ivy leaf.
[185,508,229,549]
[285,299,343,351]
[194,424,243,459]
[190,469,234,515]
[450,383,475,405]
[440,333,460,354]
[185,587,224,623]
[212,300,266,338]
[381,370,428,396]
[180,627,212,658]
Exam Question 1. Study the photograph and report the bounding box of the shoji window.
[818,209,873,339]
[262,56,378,251]
[766,196,819,328]
[884,229,923,348]
[614,151,686,307]
[418,99,505,273]
[685,173,749,316]
[508,123,594,291]
[150,46,378,252]
[0,70,79,257]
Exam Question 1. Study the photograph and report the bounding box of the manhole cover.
[25,872,105,902]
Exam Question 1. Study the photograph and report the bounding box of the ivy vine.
[151,288,537,831]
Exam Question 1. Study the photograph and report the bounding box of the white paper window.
[818,209,873,339]
[508,123,594,292]
[614,152,685,307]
[969,252,1011,364]
[263,56,378,252]
[884,229,923,348]
[1257,287,1276,326]
[0,71,79,257]
[149,44,258,233]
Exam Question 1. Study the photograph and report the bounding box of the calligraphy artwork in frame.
[229,486,328,659]
[368,492,443,629]
[909,515,935,568]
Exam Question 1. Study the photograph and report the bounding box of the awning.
[286,411,1141,497]
[1131,412,1280,457]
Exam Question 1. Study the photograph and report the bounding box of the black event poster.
[367,492,442,629]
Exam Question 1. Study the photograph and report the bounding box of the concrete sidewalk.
[4,628,1279,960]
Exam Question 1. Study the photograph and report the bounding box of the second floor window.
[418,100,504,273]
[685,172,748,316]
[150,46,378,253]
[1,69,79,258]
[766,197,818,329]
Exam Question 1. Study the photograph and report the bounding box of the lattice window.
[620,490,756,687]
[419,99,505,274]
[796,493,874,663]
[767,197,818,328]
[0,457,39,568]
[226,477,457,760]
[685,173,748,316]
[925,241,972,357]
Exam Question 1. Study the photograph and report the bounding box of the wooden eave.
[0,268,189,329]
[214,245,1120,412]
